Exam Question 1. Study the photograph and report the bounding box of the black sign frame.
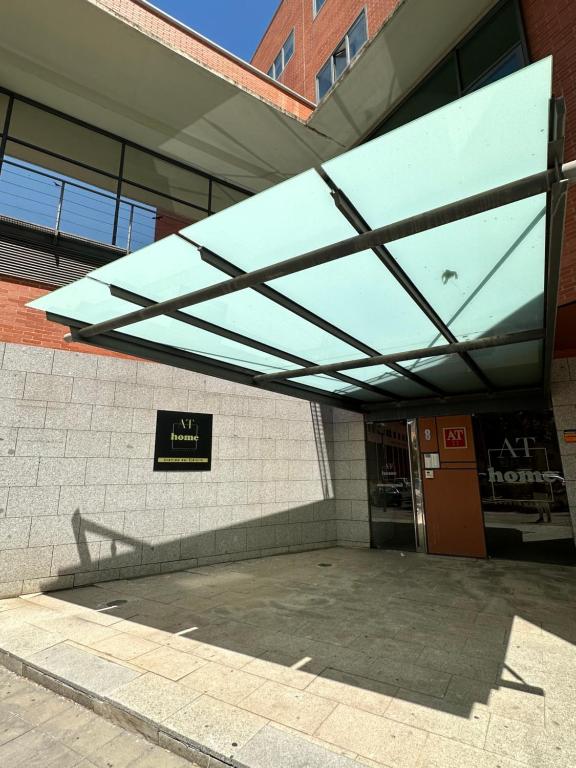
[153,410,213,472]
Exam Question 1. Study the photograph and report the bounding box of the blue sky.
[148,1,281,61]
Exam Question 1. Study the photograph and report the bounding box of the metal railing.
[0,158,157,252]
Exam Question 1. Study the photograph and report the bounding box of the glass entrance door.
[366,420,418,550]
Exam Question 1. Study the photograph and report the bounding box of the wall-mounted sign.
[443,427,467,449]
[424,452,440,469]
[425,469,435,479]
[153,411,212,472]
[564,430,576,444]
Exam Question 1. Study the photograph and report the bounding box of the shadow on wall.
[58,401,356,587]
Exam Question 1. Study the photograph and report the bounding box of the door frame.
[407,418,427,553]
[365,418,427,553]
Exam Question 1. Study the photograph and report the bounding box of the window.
[0,90,250,252]
[313,0,327,16]
[369,0,527,138]
[268,30,295,80]
[316,10,367,101]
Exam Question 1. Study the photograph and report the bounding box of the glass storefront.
[366,411,574,565]
[366,420,416,550]
[474,411,575,564]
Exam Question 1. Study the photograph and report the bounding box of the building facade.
[0,0,574,597]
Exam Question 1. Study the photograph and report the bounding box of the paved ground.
[0,547,575,768]
[0,665,197,767]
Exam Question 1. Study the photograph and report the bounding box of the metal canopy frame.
[39,92,574,417]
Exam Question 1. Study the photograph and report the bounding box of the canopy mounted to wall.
[30,58,573,417]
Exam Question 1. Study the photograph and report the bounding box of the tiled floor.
[0,547,575,768]
[0,665,198,767]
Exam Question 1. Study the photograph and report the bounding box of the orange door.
[423,468,486,557]
[420,415,486,558]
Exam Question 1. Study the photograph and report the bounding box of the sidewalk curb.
[0,647,252,768]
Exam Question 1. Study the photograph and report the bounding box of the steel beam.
[364,386,548,421]
[108,284,399,399]
[52,314,366,412]
[73,164,569,341]
[316,166,493,391]
[196,248,447,397]
[252,329,544,383]
[543,98,568,390]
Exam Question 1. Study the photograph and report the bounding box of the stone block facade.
[0,342,370,597]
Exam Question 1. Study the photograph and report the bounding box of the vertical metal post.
[543,97,567,390]
[208,178,213,215]
[112,142,126,246]
[407,419,427,553]
[0,95,15,176]
[54,180,65,232]
[126,203,135,253]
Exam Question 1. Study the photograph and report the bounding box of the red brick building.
[252,0,398,103]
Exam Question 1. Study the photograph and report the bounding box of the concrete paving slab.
[29,643,141,695]
[305,667,397,717]
[0,548,575,768]
[240,679,337,735]
[110,672,200,722]
[163,694,268,759]
[316,702,429,768]
[132,645,208,680]
[236,723,361,768]
[179,660,266,704]
[0,666,196,767]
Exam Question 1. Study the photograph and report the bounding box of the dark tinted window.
[465,45,525,93]
[315,10,367,101]
[459,0,522,90]
[333,42,348,80]
[368,1,526,139]
[375,56,459,136]
[284,30,294,64]
[317,60,332,100]
[348,11,368,59]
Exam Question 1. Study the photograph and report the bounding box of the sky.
[147,1,281,61]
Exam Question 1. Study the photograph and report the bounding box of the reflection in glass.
[348,11,367,59]
[9,100,122,175]
[458,0,522,90]
[474,411,575,564]
[366,421,416,551]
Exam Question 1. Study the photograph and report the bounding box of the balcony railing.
[0,158,157,252]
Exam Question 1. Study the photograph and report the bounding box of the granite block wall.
[551,357,576,540]
[0,342,370,597]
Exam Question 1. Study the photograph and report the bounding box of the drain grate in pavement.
[317,563,333,567]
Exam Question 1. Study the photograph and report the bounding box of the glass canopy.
[29,59,561,413]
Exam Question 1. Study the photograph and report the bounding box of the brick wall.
[0,341,370,598]
[0,278,134,359]
[90,0,314,120]
[252,0,401,103]
[522,0,576,308]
